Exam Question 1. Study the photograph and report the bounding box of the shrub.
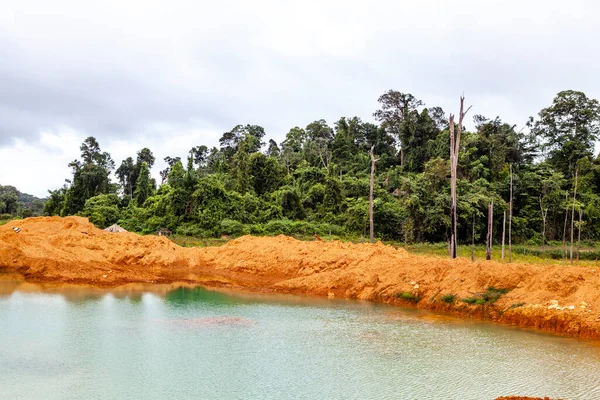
[219,219,244,237]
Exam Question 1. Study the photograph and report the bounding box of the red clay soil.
[2,216,600,339]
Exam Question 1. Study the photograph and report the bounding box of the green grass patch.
[461,287,511,305]
[394,291,421,303]
[509,302,526,309]
[440,294,456,304]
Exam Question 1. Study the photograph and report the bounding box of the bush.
[219,219,245,237]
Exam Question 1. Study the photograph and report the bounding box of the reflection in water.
[0,277,600,399]
[164,286,241,307]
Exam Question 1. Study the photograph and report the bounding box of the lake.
[1,278,599,399]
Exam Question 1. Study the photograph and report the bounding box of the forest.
[6,89,600,254]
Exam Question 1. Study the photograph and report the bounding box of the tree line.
[39,90,600,254]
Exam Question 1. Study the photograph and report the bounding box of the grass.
[394,291,421,303]
[440,294,456,304]
[509,302,526,309]
[404,242,600,267]
[461,287,511,306]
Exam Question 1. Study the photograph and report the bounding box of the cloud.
[1,0,600,195]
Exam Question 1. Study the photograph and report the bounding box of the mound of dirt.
[2,216,600,339]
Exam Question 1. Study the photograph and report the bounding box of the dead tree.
[471,214,476,262]
[569,169,579,264]
[449,96,472,258]
[561,191,569,265]
[577,208,583,262]
[369,146,379,244]
[501,210,506,262]
[508,164,513,262]
[539,195,548,257]
[486,199,494,260]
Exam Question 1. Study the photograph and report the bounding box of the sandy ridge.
[1,216,600,339]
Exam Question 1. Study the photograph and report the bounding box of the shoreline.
[2,216,600,340]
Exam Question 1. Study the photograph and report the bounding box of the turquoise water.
[1,281,600,400]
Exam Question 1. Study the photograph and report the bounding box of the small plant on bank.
[440,294,456,304]
[461,287,511,306]
[509,302,525,309]
[395,291,421,303]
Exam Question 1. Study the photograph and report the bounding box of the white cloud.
[1,0,600,195]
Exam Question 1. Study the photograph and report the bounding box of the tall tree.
[374,90,423,169]
[133,161,153,207]
[369,146,379,243]
[530,90,600,176]
[449,96,471,258]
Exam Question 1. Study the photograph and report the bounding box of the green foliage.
[40,90,600,248]
[440,294,456,304]
[461,287,510,305]
[394,291,421,302]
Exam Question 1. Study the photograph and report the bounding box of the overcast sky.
[1,0,599,197]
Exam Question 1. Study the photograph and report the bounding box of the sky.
[1,0,599,197]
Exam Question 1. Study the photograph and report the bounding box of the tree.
[369,146,380,243]
[374,90,424,168]
[219,124,265,163]
[134,161,153,207]
[266,139,280,158]
[80,194,121,228]
[116,157,135,198]
[449,96,471,258]
[530,90,600,176]
[61,137,115,215]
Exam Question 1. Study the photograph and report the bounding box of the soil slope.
[2,216,600,339]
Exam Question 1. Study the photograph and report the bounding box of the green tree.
[530,90,600,176]
[134,161,153,206]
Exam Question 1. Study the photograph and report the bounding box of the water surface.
[1,278,599,399]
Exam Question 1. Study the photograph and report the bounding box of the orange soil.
[2,216,600,339]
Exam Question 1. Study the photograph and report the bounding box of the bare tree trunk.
[539,195,548,257]
[562,191,569,265]
[486,199,494,261]
[501,210,506,262]
[471,214,475,262]
[577,208,583,262]
[449,96,471,259]
[508,164,513,263]
[369,146,379,244]
[570,169,579,264]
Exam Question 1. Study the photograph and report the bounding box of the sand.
[1,216,600,339]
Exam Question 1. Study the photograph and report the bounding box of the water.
[1,279,599,399]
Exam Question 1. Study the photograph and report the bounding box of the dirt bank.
[2,216,600,339]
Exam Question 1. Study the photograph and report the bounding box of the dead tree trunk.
[369,146,379,244]
[471,214,475,262]
[486,199,494,261]
[501,210,506,262]
[569,169,579,264]
[562,191,569,265]
[539,195,548,257]
[449,96,471,259]
[577,208,583,262]
[508,164,513,263]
